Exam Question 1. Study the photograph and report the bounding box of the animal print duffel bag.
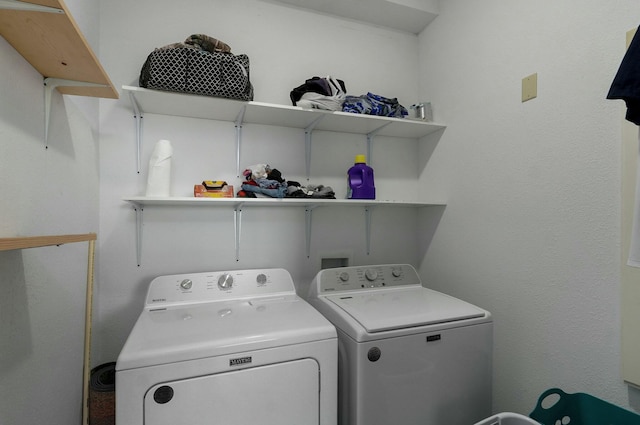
[139,34,254,101]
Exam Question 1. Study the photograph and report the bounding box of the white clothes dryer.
[308,264,492,425]
[116,268,337,425]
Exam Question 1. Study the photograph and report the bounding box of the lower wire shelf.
[123,197,446,264]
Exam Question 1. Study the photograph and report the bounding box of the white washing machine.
[116,268,337,425]
[307,264,493,425]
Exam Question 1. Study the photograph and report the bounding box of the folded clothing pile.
[343,92,408,118]
[238,164,335,199]
[290,76,408,117]
[290,76,346,111]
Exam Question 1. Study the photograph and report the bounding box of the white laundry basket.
[474,412,540,425]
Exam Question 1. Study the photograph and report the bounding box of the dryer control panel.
[310,264,421,295]
[144,268,296,308]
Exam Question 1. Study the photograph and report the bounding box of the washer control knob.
[392,269,402,278]
[179,279,193,290]
[339,272,349,282]
[365,269,378,281]
[218,274,234,290]
[256,273,267,285]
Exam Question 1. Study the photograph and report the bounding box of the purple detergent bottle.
[347,154,375,199]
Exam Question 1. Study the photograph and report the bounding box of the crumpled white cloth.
[296,75,345,111]
[243,164,270,180]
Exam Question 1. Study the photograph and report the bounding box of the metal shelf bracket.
[235,106,246,178]
[132,203,143,266]
[234,203,244,261]
[304,115,325,180]
[365,206,373,255]
[44,77,109,147]
[128,92,143,173]
[305,205,319,258]
[366,122,391,165]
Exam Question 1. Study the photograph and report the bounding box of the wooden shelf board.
[0,0,118,99]
[0,232,97,251]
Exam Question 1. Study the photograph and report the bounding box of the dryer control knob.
[339,272,349,282]
[218,274,234,290]
[256,273,267,285]
[365,269,378,281]
[179,279,193,290]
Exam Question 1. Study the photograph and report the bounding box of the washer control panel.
[312,264,421,294]
[144,268,294,308]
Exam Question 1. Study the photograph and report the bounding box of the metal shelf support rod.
[234,106,246,178]
[44,77,108,147]
[366,122,391,165]
[365,206,373,255]
[234,203,244,261]
[128,92,143,173]
[304,115,325,180]
[305,205,319,258]
[133,204,143,266]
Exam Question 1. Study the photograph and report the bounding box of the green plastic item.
[530,388,640,425]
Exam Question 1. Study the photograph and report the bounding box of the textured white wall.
[418,0,640,415]
[96,0,640,416]
[5,1,638,423]
[0,1,101,424]
[95,0,423,364]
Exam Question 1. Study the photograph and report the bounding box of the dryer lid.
[117,296,336,370]
[325,286,486,333]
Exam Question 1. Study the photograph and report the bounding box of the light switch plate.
[522,73,537,102]
[627,28,636,48]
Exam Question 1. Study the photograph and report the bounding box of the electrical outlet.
[522,73,537,102]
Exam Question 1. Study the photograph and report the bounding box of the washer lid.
[325,286,486,333]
